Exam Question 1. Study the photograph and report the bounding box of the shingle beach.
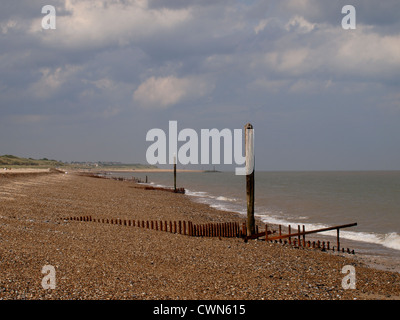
[0,171,399,300]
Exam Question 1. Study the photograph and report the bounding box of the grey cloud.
[0,0,399,169]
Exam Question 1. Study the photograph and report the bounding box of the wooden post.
[235,222,238,237]
[245,123,255,236]
[297,225,301,245]
[337,228,340,252]
[173,153,177,192]
[288,225,291,245]
[302,225,306,247]
[265,224,268,242]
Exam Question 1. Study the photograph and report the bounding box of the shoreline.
[78,169,400,274]
[101,168,205,173]
[104,169,400,274]
[0,171,399,300]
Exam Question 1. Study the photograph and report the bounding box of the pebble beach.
[0,171,399,300]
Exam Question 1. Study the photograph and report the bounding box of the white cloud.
[254,19,268,34]
[133,75,214,109]
[29,0,191,49]
[29,65,82,99]
[285,15,316,34]
[256,23,400,82]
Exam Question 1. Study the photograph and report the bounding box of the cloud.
[252,21,400,84]
[285,15,316,34]
[133,75,214,109]
[1,0,400,168]
[29,0,192,49]
[29,64,82,99]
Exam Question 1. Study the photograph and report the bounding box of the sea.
[111,170,400,273]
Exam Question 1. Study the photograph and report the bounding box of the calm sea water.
[112,170,400,271]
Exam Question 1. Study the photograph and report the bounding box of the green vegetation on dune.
[0,155,63,167]
[0,155,157,170]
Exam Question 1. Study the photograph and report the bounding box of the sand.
[0,171,399,300]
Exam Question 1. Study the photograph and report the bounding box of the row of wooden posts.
[65,215,243,238]
[64,215,355,253]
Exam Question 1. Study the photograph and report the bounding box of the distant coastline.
[104,168,205,173]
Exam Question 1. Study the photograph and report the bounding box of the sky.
[1,0,399,171]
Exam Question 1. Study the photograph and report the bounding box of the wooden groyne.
[81,172,186,193]
[63,216,356,254]
[64,216,241,238]
[79,172,145,183]
[141,186,185,194]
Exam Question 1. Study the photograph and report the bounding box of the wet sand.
[0,171,399,300]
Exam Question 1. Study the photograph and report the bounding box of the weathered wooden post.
[173,152,177,192]
[336,228,340,251]
[297,225,301,245]
[245,123,255,236]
